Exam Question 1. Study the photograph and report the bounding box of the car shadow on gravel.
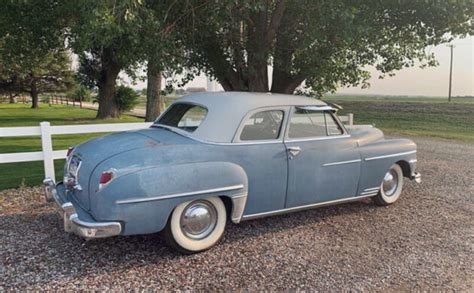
[2,198,379,289]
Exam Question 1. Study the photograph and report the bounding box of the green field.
[1,96,473,190]
[0,104,143,190]
[324,95,474,142]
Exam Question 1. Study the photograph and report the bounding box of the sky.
[128,36,473,97]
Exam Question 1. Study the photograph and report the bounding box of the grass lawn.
[324,95,474,142]
[0,104,143,190]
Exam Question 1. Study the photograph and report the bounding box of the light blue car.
[44,92,421,253]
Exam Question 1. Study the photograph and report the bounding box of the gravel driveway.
[1,136,473,291]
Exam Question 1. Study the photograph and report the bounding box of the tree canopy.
[182,0,473,96]
[0,0,73,107]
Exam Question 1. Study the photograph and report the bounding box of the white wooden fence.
[0,113,353,182]
[0,122,152,180]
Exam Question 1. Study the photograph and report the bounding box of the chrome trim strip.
[323,159,361,167]
[116,184,245,204]
[363,187,380,191]
[285,134,350,143]
[231,193,248,199]
[360,191,379,196]
[241,194,375,220]
[365,150,416,161]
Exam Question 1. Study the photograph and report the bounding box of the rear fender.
[92,161,248,235]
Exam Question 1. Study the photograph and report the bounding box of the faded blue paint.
[57,92,418,237]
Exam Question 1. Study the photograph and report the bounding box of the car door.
[233,107,290,215]
[284,106,361,208]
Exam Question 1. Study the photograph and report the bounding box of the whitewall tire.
[163,197,226,254]
[373,164,404,206]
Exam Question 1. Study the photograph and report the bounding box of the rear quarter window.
[157,103,208,132]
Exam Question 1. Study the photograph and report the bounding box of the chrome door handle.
[287,146,301,158]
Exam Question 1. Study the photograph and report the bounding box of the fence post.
[347,113,354,125]
[40,121,55,180]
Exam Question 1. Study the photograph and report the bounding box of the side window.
[240,110,284,141]
[288,109,326,138]
[288,108,343,138]
[325,112,343,135]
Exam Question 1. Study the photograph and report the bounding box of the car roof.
[162,91,329,143]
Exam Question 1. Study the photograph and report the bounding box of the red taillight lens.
[66,147,74,157]
[99,171,114,185]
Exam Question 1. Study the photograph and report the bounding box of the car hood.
[69,127,190,210]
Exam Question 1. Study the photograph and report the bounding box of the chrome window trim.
[365,150,417,161]
[322,159,361,167]
[241,194,375,220]
[116,184,245,204]
[297,105,335,112]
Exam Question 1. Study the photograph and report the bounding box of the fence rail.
[0,122,153,180]
[0,114,353,183]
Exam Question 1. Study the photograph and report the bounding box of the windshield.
[156,103,208,132]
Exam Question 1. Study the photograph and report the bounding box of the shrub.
[115,85,139,113]
[67,85,92,102]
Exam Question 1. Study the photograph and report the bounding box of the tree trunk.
[145,61,164,122]
[96,63,121,119]
[30,80,39,109]
[9,94,15,104]
[271,70,305,94]
[246,9,269,92]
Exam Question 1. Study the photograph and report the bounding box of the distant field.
[324,95,474,142]
[0,104,143,190]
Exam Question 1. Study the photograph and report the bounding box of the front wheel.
[163,197,226,254]
[373,164,404,206]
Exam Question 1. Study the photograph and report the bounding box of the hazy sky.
[129,36,473,97]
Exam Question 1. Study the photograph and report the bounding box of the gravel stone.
[1,136,473,291]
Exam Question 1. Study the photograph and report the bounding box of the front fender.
[357,138,417,195]
[92,161,248,235]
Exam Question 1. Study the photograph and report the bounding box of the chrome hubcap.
[382,169,398,196]
[180,200,217,240]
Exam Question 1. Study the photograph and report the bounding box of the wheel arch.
[396,160,411,178]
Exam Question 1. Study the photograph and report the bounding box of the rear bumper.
[43,178,121,239]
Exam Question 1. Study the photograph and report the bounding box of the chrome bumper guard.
[411,172,421,183]
[43,178,122,239]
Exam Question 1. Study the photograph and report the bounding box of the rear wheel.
[373,164,404,206]
[163,197,226,254]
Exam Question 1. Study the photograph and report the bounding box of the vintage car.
[44,92,421,253]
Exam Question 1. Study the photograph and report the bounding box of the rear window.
[157,103,207,132]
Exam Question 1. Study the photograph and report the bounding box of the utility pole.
[447,44,454,102]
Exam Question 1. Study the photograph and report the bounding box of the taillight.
[66,146,74,157]
[99,169,116,190]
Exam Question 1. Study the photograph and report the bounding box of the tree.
[0,0,72,107]
[67,0,148,118]
[182,0,473,96]
[0,49,73,108]
[141,1,198,121]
